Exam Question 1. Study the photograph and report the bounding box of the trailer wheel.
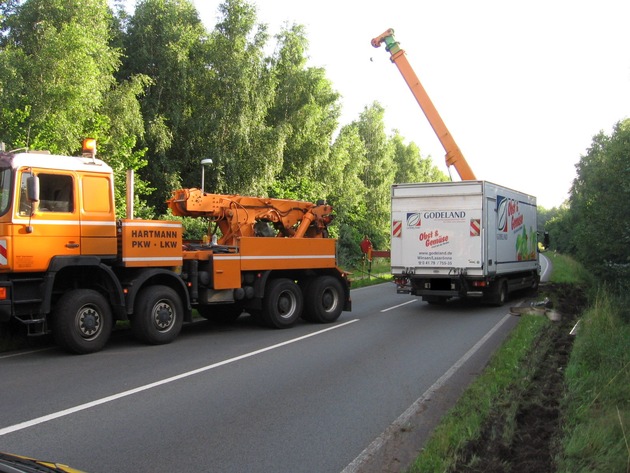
[132,285,183,344]
[52,289,113,354]
[198,304,243,323]
[302,276,344,323]
[261,278,303,328]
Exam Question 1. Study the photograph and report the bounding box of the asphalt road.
[0,283,523,473]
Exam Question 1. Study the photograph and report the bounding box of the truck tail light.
[0,287,6,300]
[394,277,409,287]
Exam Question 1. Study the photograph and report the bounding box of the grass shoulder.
[408,252,625,472]
[345,257,392,289]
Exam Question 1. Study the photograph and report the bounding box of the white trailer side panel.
[485,182,538,275]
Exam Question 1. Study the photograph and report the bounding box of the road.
[0,283,522,473]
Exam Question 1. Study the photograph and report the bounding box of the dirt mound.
[452,283,587,472]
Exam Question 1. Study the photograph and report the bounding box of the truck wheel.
[52,289,113,354]
[261,278,303,329]
[530,274,540,294]
[302,276,344,323]
[198,304,243,323]
[490,280,508,307]
[132,285,183,344]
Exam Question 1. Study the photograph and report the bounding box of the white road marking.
[341,313,513,473]
[0,319,359,437]
[0,348,54,359]
[380,299,417,312]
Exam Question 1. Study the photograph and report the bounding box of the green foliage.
[392,131,448,185]
[353,103,395,251]
[120,0,209,211]
[199,0,284,198]
[560,289,630,473]
[159,209,209,240]
[0,0,119,153]
[268,24,341,185]
[561,119,630,287]
[546,252,592,285]
[541,202,578,255]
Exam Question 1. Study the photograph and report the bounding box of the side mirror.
[26,175,39,202]
[543,231,550,249]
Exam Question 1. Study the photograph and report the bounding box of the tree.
[569,119,630,284]
[391,131,448,184]
[543,202,575,254]
[196,0,284,196]
[267,24,341,195]
[99,74,155,218]
[120,0,209,211]
[0,0,120,153]
[324,124,369,263]
[354,102,395,250]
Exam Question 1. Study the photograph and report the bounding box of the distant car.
[0,452,88,473]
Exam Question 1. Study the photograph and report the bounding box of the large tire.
[132,285,183,345]
[198,304,243,323]
[302,276,344,323]
[530,274,541,294]
[490,279,508,307]
[52,289,113,354]
[261,278,303,329]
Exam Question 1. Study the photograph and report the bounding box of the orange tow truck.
[0,140,350,353]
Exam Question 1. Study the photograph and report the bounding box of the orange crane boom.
[371,28,476,181]
[167,188,334,246]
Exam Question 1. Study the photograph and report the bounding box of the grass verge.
[346,257,392,289]
[409,253,630,473]
[558,288,630,473]
[408,313,552,472]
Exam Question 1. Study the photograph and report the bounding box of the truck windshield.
[0,166,12,216]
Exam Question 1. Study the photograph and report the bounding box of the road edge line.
[341,313,513,473]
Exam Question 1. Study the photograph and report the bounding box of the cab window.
[38,174,74,213]
[18,172,32,216]
[0,167,12,216]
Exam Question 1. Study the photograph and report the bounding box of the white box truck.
[391,181,540,305]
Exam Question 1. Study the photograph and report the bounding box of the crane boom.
[167,188,334,246]
[371,28,476,180]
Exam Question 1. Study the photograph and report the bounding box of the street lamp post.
[201,158,213,192]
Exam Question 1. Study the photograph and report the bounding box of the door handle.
[66,242,80,249]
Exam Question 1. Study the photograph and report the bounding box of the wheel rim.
[152,299,176,332]
[277,290,297,320]
[76,304,102,341]
[321,288,339,313]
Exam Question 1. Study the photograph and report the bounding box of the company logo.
[497,196,508,232]
[497,195,524,233]
[406,213,421,227]
[422,210,466,219]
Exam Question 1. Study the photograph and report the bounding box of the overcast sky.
[130,0,630,208]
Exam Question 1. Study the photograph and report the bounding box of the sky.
[127,0,630,209]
